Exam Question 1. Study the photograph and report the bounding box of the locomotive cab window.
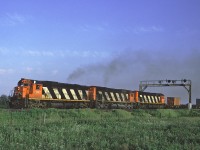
[36,85,40,90]
[19,83,28,86]
[21,83,29,86]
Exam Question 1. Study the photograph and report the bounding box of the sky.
[0,0,200,104]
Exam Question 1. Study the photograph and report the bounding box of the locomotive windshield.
[17,79,31,87]
[22,83,29,86]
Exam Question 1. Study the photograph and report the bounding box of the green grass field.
[0,108,200,150]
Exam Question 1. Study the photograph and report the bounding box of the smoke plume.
[67,49,200,104]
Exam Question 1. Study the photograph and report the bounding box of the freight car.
[9,78,166,109]
[167,97,180,108]
[196,99,200,108]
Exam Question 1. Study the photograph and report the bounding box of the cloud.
[22,49,110,58]
[66,50,110,58]
[79,24,164,35]
[3,47,109,57]
[141,26,164,32]
[79,24,107,32]
[0,13,26,26]
[1,48,106,58]
[124,26,164,34]
[0,68,14,75]
[26,50,54,57]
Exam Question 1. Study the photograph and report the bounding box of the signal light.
[181,79,187,83]
[172,80,176,84]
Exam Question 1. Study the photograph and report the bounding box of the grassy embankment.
[0,108,200,150]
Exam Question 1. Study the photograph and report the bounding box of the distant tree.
[0,94,9,101]
[0,94,9,108]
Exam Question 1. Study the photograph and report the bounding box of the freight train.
[9,78,166,109]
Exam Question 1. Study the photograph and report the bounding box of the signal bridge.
[139,79,192,109]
